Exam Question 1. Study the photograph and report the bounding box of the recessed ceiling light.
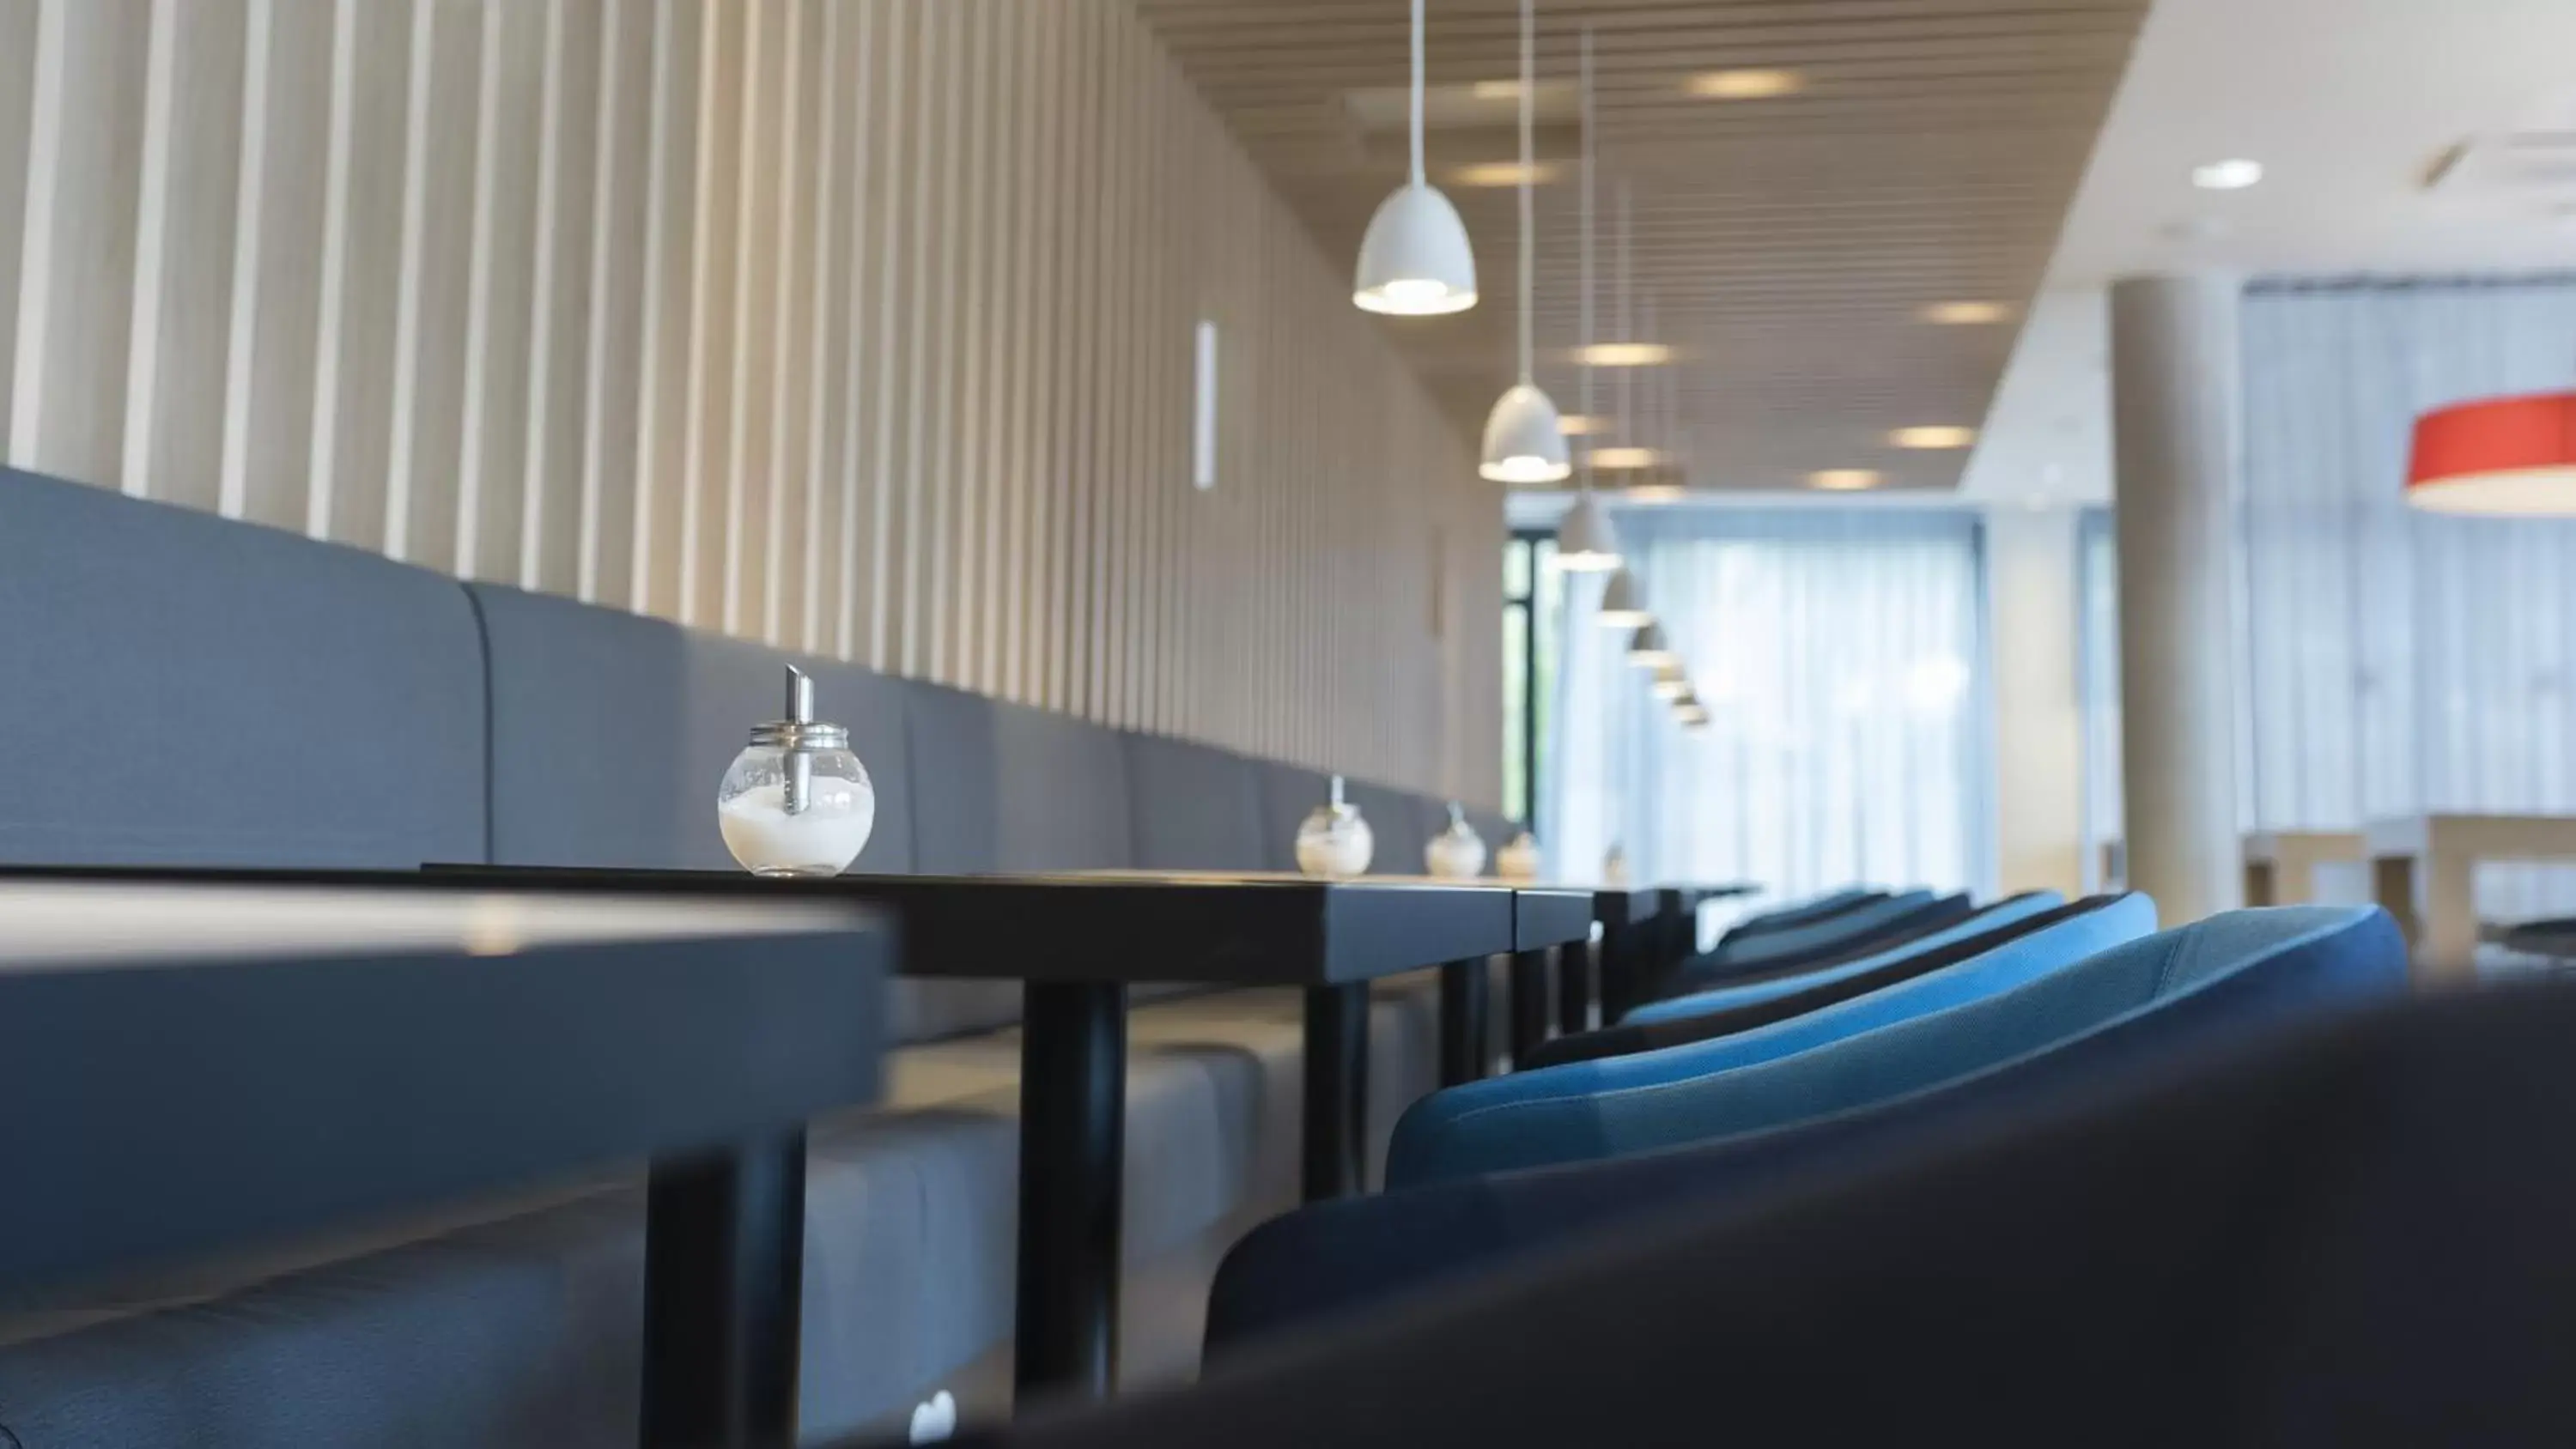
[1575,342,1675,367]
[1451,160,1564,188]
[1588,446,1664,470]
[1624,484,1686,504]
[1472,79,1526,100]
[1808,469,1883,491]
[1890,425,1977,450]
[1687,69,1803,100]
[1922,300,2012,325]
[1558,414,1608,435]
[2191,158,2263,191]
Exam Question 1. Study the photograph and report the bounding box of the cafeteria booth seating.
[0,470,1531,1446]
[3,464,2458,1449]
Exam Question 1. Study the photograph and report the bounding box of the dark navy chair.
[1659,888,1963,991]
[1207,904,2409,1351]
[1528,892,2081,1070]
[1714,886,1880,940]
[1388,894,2162,1185]
[1631,890,2068,1026]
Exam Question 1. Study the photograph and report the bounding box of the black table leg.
[1437,957,1490,1086]
[1509,948,1552,1066]
[1014,979,1127,1404]
[1556,937,1594,1036]
[1303,981,1370,1200]
[1599,919,1645,1021]
[641,1128,808,1449]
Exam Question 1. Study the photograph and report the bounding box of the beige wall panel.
[18,0,150,487]
[458,0,546,584]
[5,0,1504,803]
[0,0,34,459]
[521,0,598,597]
[631,0,699,618]
[574,0,640,606]
[853,0,902,665]
[881,0,930,675]
[793,0,841,654]
[385,0,480,572]
[129,0,247,514]
[231,0,327,533]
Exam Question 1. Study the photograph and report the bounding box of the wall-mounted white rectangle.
[1192,318,1216,490]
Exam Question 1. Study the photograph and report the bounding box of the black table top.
[1662,882,1761,907]
[1587,886,1663,920]
[427,865,1517,986]
[1510,887,1595,950]
[0,876,888,1297]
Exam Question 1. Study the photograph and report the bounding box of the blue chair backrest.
[1206,906,2411,1359]
[1208,905,2412,1354]
[1626,892,2067,1026]
[1702,889,1937,972]
[1721,886,1878,938]
[1388,894,2162,1185]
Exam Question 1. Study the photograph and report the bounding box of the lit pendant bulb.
[1354,0,1477,316]
[1476,0,1570,482]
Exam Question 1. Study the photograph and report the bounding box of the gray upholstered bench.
[0,471,1493,1447]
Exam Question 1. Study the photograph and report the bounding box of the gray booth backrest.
[1255,762,1334,875]
[469,583,1035,1044]
[3,474,1483,1034]
[0,470,487,868]
[468,583,915,874]
[1345,778,1430,877]
[903,683,1136,874]
[1123,735,1268,872]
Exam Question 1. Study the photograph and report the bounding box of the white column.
[1987,505,2086,899]
[2109,274,2245,924]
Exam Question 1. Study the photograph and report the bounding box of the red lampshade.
[2406,391,2576,516]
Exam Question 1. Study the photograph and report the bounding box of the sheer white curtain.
[1546,508,1995,902]
[2239,277,2576,918]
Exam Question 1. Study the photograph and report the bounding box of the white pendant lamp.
[1554,488,1622,571]
[1478,0,1571,482]
[1354,0,1478,316]
[1550,30,1621,572]
[1626,620,1678,669]
[1596,568,1650,627]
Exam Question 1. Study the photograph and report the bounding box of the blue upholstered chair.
[1675,888,1944,981]
[1716,886,1880,940]
[1388,894,2166,1185]
[1208,905,2410,1352]
[1626,890,2069,1026]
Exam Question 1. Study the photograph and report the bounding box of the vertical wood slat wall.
[0,0,1504,806]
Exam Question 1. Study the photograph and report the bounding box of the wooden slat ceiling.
[1134,0,2150,492]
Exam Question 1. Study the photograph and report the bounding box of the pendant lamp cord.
[1516,0,1534,384]
[1618,180,1632,448]
[1577,27,1594,496]
[1408,0,1426,188]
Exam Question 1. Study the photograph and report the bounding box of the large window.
[1544,508,1995,898]
[1500,532,1561,829]
[2234,277,2576,920]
